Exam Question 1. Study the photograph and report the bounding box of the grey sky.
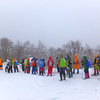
[0,0,100,48]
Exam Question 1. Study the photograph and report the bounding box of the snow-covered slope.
[0,67,100,100]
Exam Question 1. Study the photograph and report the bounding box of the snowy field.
[0,66,100,100]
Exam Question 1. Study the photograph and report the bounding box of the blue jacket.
[14,60,18,66]
[39,58,44,68]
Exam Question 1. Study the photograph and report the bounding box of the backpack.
[14,61,18,66]
[24,59,27,66]
[86,59,91,68]
[69,58,72,64]
[78,59,80,64]
[49,60,53,66]
[60,58,66,67]
[97,56,100,66]
[31,60,35,66]
[39,61,44,68]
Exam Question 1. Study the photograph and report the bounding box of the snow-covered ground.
[0,65,100,100]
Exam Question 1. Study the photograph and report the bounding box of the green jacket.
[9,59,13,66]
[81,56,87,69]
[57,54,67,68]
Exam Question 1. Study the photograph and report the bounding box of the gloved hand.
[67,67,70,70]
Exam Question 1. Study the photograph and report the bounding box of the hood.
[65,57,67,60]
[67,54,70,59]
[74,55,77,58]
[0,58,2,60]
[40,58,43,61]
[60,54,63,58]
[49,56,52,59]
[94,55,97,58]
[27,58,29,60]
[83,56,87,60]
[14,58,16,61]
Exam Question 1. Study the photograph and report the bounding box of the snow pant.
[24,67,30,73]
[48,66,53,75]
[57,65,59,72]
[68,65,73,78]
[94,66,99,75]
[14,66,19,72]
[84,68,89,78]
[59,67,65,80]
[22,64,24,71]
[0,65,3,70]
[65,68,68,74]
[32,66,37,74]
[5,66,8,72]
[73,69,79,74]
[43,67,45,73]
[39,68,44,75]
[8,66,13,73]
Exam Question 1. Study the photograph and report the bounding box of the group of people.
[1,54,100,81]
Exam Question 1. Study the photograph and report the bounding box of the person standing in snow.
[24,58,30,74]
[14,58,19,73]
[57,54,67,81]
[31,58,37,74]
[47,56,54,76]
[39,58,44,75]
[22,59,25,71]
[4,60,9,72]
[66,54,73,78]
[92,55,99,75]
[73,55,80,74]
[55,57,59,73]
[8,58,13,73]
[81,56,89,79]
[0,58,3,70]
[43,59,46,74]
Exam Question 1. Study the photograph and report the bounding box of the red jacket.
[47,56,54,67]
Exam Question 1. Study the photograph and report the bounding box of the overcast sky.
[0,0,100,48]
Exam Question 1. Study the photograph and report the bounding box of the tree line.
[0,37,100,68]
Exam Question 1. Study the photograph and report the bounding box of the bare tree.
[0,37,13,60]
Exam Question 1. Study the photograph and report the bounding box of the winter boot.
[69,72,71,78]
[39,71,41,75]
[60,75,62,81]
[73,69,75,74]
[42,71,44,76]
[94,70,96,75]
[94,73,96,76]
[97,70,99,75]
[24,70,26,73]
[87,73,90,78]
[71,72,73,77]
[63,74,66,80]
[77,69,79,74]
[27,70,29,74]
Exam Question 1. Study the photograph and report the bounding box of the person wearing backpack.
[39,58,44,75]
[14,58,19,73]
[24,58,30,73]
[0,58,3,70]
[73,55,80,74]
[8,58,13,73]
[67,54,73,78]
[43,59,46,74]
[22,59,25,71]
[92,55,99,75]
[31,58,37,74]
[81,56,89,79]
[57,54,67,81]
[55,57,59,73]
[47,56,54,76]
